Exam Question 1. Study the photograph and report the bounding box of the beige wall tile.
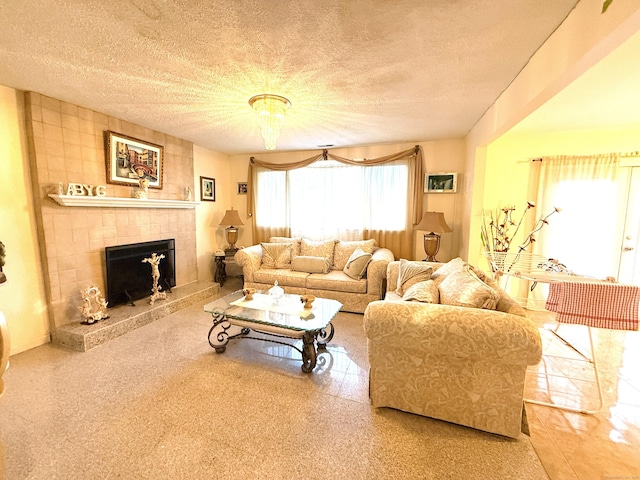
[26,94,197,328]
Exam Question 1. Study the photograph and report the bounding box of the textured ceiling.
[0,0,579,155]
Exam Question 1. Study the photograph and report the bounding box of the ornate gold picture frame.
[106,131,164,189]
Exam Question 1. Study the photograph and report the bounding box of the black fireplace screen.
[105,239,176,307]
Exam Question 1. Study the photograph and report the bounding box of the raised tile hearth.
[52,281,218,351]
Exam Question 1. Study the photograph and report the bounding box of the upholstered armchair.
[363,260,542,438]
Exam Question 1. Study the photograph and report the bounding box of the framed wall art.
[237,182,248,195]
[425,172,457,193]
[106,131,164,189]
[200,176,216,201]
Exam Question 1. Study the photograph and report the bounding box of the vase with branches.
[480,202,560,273]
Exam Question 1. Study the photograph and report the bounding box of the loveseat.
[363,258,542,438]
[234,237,394,313]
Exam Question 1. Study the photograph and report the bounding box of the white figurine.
[135,178,149,199]
[142,252,168,305]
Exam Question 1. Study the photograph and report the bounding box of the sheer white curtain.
[253,168,288,233]
[534,153,625,279]
[254,159,409,241]
[522,153,626,309]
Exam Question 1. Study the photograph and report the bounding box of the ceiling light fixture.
[248,94,291,150]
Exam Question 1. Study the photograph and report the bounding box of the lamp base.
[423,232,441,262]
[225,226,239,253]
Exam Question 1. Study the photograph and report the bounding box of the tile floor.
[524,310,640,479]
[0,278,546,479]
[0,278,638,479]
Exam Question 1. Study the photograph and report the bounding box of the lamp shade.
[414,212,452,233]
[219,209,244,226]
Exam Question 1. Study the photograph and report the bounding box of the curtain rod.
[528,152,640,162]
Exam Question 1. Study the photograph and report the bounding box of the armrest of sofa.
[363,300,542,366]
[366,248,395,297]
[234,245,263,283]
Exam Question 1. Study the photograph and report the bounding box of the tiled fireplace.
[24,93,204,347]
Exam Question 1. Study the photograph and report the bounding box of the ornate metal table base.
[207,309,334,373]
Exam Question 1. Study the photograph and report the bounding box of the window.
[254,159,409,240]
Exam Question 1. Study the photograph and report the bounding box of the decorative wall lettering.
[64,183,107,197]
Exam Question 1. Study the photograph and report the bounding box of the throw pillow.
[260,242,292,269]
[431,257,467,284]
[333,239,376,270]
[395,259,434,296]
[468,263,525,316]
[300,238,337,268]
[291,255,331,274]
[269,236,301,258]
[438,266,500,310]
[402,280,440,303]
[343,248,373,280]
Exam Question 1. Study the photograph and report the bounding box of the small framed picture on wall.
[237,182,248,195]
[200,176,215,201]
[425,173,457,193]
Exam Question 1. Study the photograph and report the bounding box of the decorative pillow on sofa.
[260,242,292,269]
[343,248,372,280]
[333,239,376,270]
[395,259,433,296]
[438,265,500,310]
[301,239,337,267]
[269,236,301,258]
[402,280,440,303]
[430,257,467,284]
[468,264,525,316]
[292,255,331,274]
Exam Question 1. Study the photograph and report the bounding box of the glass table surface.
[203,290,342,333]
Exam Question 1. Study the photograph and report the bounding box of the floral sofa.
[234,237,394,313]
[363,258,542,438]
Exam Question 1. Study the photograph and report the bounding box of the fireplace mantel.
[48,194,199,209]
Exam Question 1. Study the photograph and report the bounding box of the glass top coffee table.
[203,290,342,373]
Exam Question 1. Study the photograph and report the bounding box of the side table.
[214,248,240,286]
[214,253,226,286]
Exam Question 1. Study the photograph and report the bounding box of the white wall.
[0,86,50,354]
[193,145,232,280]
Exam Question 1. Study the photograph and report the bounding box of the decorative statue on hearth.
[0,240,6,284]
[78,285,109,324]
[142,252,168,305]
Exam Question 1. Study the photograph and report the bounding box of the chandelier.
[248,94,291,150]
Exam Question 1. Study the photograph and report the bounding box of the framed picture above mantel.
[425,172,457,193]
[106,131,164,189]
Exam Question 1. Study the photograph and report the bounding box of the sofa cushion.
[395,259,433,296]
[269,236,302,257]
[438,266,500,310]
[301,239,336,267]
[343,248,372,280]
[430,257,467,284]
[402,279,440,303]
[291,255,331,274]
[253,269,309,288]
[260,242,292,269]
[333,239,376,270]
[306,270,367,294]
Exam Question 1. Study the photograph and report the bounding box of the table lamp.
[219,208,244,253]
[414,212,452,261]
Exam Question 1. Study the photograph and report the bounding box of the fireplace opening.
[105,239,176,308]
